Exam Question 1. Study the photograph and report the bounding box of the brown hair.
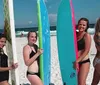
[95,18,100,33]
[0,33,6,39]
[27,31,37,40]
[78,17,89,32]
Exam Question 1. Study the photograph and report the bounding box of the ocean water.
[15,26,56,37]
[15,27,95,37]
[15,24,95,36]
[0,26,95,37]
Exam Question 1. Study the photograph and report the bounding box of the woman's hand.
[10,63,18,70]
[73,61,79,70]
[37,49,43,55]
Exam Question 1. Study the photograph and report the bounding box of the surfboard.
[3,0,19,85]
[70,0,78,69]
[56,0,78,84]
[37,0,51,85]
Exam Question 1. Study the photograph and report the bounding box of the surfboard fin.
[63,82,66,85]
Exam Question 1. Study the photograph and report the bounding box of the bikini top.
[0,51,8,67]
[29,44,39,62]
[77,34,85,51]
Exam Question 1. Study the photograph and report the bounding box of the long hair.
[78,17,89,32]
[27,31,37,40]
[0,33,6,39]
[95,18,100,33]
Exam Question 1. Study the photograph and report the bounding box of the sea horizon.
[0,24,95,36]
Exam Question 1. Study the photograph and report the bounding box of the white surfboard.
[3,0,19,85]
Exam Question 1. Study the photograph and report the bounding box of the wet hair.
[27,31,37,40]
[0,33,6,39]
[78,17,89,32]
[95,18,100,33]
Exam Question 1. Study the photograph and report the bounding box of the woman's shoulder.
[23,44,30,50]
[84,32,91,37]
[84,32,91,40]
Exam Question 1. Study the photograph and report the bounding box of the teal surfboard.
[3,0,19,85]
[56,0,78,85]
[37,0,51,85]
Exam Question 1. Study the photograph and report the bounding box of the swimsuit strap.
[0,48,4,54]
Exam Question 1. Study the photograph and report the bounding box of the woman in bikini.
[74,18,91,85]
[23,31,43,85]
[0,33,18,85]
[92,18,100,85]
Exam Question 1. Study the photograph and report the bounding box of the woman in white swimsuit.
[92,18,100,85]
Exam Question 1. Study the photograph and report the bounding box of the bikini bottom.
[27,71,40,77]
[0,71,9,82]
[78,58,90,67]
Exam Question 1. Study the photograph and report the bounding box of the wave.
[16,28,95,37]
[16,30,57,37]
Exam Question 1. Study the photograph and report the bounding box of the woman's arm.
[76,33,91,62]
[94,34,100,51]
[23,45,43,66]
[0,67,12,72]
[0,63,18,72]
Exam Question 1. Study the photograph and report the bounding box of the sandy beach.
[8,34,100,85]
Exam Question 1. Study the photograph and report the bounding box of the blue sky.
[0,0,100,29]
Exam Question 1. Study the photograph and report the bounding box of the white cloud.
[28,21,32,24]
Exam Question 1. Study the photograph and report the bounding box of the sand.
[8,35,100,85]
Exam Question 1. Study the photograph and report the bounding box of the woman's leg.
[27,75,43,85]
[92,64,100,85]
[0,81,9,85]
[78,62,90,85]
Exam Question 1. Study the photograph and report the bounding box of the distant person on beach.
[74,18,91,85]
[23,31,43,85]
[20,33,24,37]
[91,18,100,85]
[0,33,18,85]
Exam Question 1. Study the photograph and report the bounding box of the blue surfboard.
[37,0,51,85]
[56,0,78,85]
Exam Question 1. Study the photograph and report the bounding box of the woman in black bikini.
[23,31,43,85]
[0,34,18,85]
[74,18,91,85]
[92,18,100,85]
